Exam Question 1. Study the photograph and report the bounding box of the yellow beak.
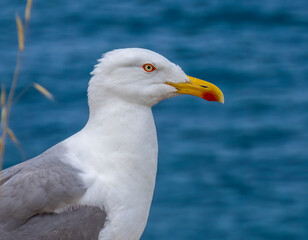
[166,76,224,103]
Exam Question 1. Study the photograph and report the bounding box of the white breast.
[63,102,158,240]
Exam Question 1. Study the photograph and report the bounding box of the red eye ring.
[143,64,156,72]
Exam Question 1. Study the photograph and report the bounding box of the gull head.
[88,48,224,108]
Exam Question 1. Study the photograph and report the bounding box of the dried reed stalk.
[0,0,52,170]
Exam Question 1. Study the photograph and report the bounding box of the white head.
[88,48,224,110]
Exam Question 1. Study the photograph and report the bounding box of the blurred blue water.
[1,0,308,239]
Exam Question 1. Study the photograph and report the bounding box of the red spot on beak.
[202,92,219,102]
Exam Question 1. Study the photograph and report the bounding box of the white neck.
[65,97,158,240]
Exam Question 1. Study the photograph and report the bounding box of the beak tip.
[220,95,225,104]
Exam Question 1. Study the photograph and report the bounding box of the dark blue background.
[1,0,308,239]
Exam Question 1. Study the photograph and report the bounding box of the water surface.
[1,0,308,239]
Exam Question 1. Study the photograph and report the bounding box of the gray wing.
[1,206,106,240]
[0,144,88,231]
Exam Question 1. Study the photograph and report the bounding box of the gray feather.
[0,143,88,231]
[0,206,106,240]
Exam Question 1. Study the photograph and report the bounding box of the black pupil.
[147,65,151,70]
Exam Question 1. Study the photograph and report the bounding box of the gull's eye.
[143,64,156,72]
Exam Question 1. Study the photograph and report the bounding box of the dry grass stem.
[1,85,6,107]
[25,0,33,22]
[0,2,33,169]
[6,128,18,144]
[1,108,7,126]
[16,15,24,52]
[1,1,53,170]
[0,139,3,156]
[33,83,54,100]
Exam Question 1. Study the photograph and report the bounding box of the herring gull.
[0,48,224,240]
